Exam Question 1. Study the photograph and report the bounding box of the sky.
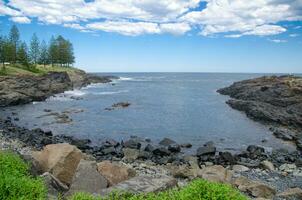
[0,0,302,73]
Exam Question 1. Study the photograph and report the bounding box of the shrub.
[0,151,47,200]
[69,179,247,200]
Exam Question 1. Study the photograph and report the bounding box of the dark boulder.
[159,138,176,146]
[123,139,141,149]
[219,151,236,164]
[144,144,155,152]
[153,147,171,157]
[168,144,181,153]
[180,143,192,148]
[196,142,216,157]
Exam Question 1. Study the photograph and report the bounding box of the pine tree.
[0,36,5,69]
[9,25,20,64]
[39,40,48,67]
[29,33,40,65]
[66,40,75,66]
[48,36,58,66]
[17,42,29,67]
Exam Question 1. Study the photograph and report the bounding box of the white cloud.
[160,22,191,35]
[86,21,161,36]
[0,0,301,37]
[268,39,287,43]
[289,33,299,37]
[10,16,31,23]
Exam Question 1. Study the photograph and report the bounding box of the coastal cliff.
[218,75,302,149]
[0,70,115,107]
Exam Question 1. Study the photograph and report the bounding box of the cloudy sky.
[0,0,302,73]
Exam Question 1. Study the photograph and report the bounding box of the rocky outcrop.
[32,143,83,185]
[97,161,136,186]
[0,72,72,107]
[100,175,177,195]
[66,159,108,196]
[218,75,302,149]
[0,70,117,107]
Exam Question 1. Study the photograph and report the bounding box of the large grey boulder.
[32,143,83,186]
[100,175,177,196]
[66,159,108,196]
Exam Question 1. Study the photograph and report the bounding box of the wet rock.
[138,151,152,160]
[102,147,117,155]
[102,139,119,148]
[219,151,236,164]
[106,102,131,110]
[144,144,155,152]
[168,144,181,153]
[196,142,216,157]
[32,143,83,185]
[271,127,295,141]
[152,147,171,157]
[123,139,141,149]
[66,160,108,196]
[159,138,176,146]
[44,109,52,112]
[180,143,192,148]
[97,161,136,186]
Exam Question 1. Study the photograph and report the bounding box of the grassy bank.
[0,64,82,76]
[0,151,247,200]
[0,151,46,200]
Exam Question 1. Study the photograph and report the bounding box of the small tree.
[0,36,5,70]
[39,40,48,67]
[17,42,29,68]
[9,25,20,64]
[29,33,40,65]
[48,36,58,67]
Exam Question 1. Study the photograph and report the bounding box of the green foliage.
[0,151,47,200]
[0,25,75,71]
[69,179,247,200]
[29,33,40,65]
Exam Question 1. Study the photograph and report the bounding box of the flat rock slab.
[100,175,177,196]
[66,159,108,196]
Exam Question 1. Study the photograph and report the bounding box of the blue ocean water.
[0,73,294,152]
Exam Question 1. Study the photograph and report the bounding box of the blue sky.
[0,0,302,73]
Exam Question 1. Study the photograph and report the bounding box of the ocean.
[0,73,294,152]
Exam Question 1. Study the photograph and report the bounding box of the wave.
[119,77,134,81]
[92,90,129,95]
[64,90,86,96]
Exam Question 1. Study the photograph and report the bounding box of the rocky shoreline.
[1,74,302,199]
[217,75,302,150]
[0,69,117,107]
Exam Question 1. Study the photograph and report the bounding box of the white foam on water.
[92,90,129,95]
[119,77,133,81]
[64,89,86,96]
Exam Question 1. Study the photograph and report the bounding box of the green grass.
[0,151,47,200]
[0,151,247,200]
[0,64,82,76]
[69,179,248,200]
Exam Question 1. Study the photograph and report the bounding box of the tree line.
[0,25,75,70]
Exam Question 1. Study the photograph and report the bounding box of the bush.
[0,151,47,200]
[69,179,247,200]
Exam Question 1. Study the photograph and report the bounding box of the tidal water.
[0,73,294,152]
